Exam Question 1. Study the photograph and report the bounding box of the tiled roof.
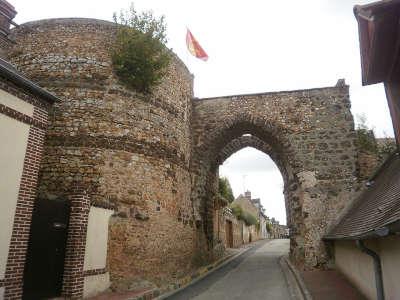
[325,152,400,240]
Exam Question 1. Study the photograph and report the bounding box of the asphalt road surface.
[167,239,291,300]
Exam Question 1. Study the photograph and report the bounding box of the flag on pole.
[186,29,208,61]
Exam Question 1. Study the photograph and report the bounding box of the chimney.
[0,0,16,58]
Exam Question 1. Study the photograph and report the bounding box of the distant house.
[232,190,260,218]
[232,191,260,243]
[324,1,400,299]
[270,218,288,239]
[251,198,269,239]
[259,212,269,239]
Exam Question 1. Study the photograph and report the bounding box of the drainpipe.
[356,240,385,300]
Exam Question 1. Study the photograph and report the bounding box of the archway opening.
[214,146,289,251]
[220,147,286,225]
[191,120,308,268]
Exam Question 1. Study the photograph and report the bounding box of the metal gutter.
[356,240,385,300]
[0,57,60,104]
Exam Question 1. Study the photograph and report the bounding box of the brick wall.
[61,186,90,299]
[0,78,50,300]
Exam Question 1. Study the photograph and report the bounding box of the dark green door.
[23,198,70,300]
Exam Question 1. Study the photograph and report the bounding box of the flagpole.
[185,27,190,71]
[183,1,191,72]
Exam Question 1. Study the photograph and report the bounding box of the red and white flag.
[186,29,208,61]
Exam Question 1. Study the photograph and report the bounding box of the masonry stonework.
[191,88,358,268]
[8,17,359,293]
[213,208,245,251]
[10,19,197,290]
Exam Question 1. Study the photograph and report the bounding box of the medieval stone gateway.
[191,89,358,268]
[7,18,358,297]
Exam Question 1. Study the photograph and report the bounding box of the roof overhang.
[0,57,59,104]
[324,152,400,241]
[354,0,400,85]
[324,219,400,241]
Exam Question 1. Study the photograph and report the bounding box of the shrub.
[230,204,243,219]
[266,222,272,233]
[356,114,378,154]
[355,114,397,161]
[230,203,258,226]
[378,138,397,161]
[356,128,378,154]
[218,177,235,203]
[242,212,258,226]
[111,4,171,93]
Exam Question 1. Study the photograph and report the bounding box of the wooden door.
[23,198,70,300]
[225,220,233,248]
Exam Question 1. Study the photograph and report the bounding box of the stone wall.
[356,137,397,181]
[213,207,263,254]
[191,86,358,269]
[9,19,198,290]
[8,17,360,293]
[357,151,379,180]
[242,224,258,243]
[213,208,244,249]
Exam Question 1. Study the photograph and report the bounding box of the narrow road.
[167,239,291,300]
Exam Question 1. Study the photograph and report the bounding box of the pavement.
[90,238,366,300]
[166,239,292,300]
[300,270,366,300]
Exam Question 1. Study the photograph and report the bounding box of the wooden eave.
[354,1,400,85]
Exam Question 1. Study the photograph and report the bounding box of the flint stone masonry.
[8,17,358,292]
[10,18,197,290]
[191,88,358,268]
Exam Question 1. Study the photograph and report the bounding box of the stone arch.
[217,134,291,183]
[191,87,357,269]
[191,115,303,262]
[216,134,295,242]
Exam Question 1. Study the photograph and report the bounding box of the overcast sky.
[12,0,394,224]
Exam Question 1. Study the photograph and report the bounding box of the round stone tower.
[10,18,197,289]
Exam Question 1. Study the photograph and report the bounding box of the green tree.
[356,114,378,154]
[111,3,171,93]
[218,177,235,203]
